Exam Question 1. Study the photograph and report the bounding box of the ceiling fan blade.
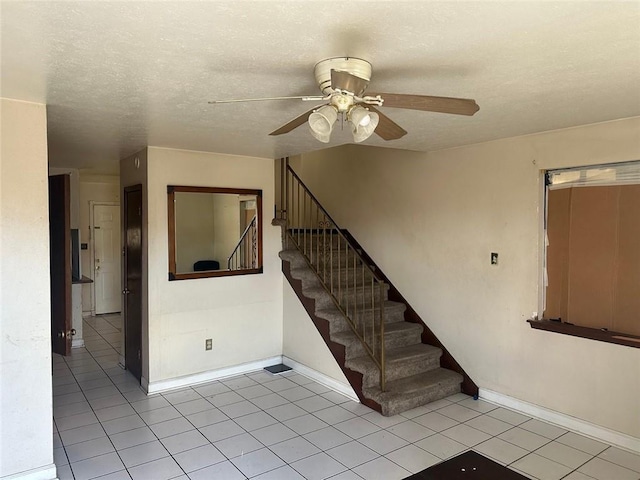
[367,106,408,141]
[269,107,320,136]
[369,93,479,116]
[209,95,324,105]
[331,70,369,96]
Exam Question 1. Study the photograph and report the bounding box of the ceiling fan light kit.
[209,56,479,144]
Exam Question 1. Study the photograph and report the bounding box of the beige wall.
[0,99,55,478]
[79,174,120,313]
[145,147,282,384]
[293,117,640,438]
[282,279,350,385]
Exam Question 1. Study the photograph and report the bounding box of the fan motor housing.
[314,57,372,95]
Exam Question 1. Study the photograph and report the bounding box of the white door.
[94,205,121,314]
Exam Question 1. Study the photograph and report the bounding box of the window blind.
[547,160,640,190]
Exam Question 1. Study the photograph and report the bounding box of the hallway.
[51,316,640,480]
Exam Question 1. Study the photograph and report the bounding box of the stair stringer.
[280,251,384,414]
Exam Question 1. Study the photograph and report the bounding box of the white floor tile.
[193,382,231,398]
[563,472,598,480]
[173,444,226,473]
[457,398,498,413]
[276,386,314,402]
[95,403,137,422]
[131,396,171,413]
[415,433,467,460]
[361,411,405,429]
[250,393,290,410]
[118,440,169,468]
[359,430,408,455]
[290,452,348,480]
[598,446,640,472]
[231,447,286,478]
[138,405,182,425]
[109,426,156,450]
[221,375,259,390]
[269,436,321,464]
[265,403,307,422]
[173,398,216,416]
[536,441,594,469]
[70,452,125,480]
[340,402,375,416]
[284,413,329,435]
[412,411,459,432]
[214,432,264,458]
[187,460,245,480]
[95,469,133,479]
[294,395,335,413]
[386,420,436,443]
[128,456,184,480]
[579,457,640,480]
[385,444,440,474]
[326,440,379,468]
[314,405,357,425]
[441,424,491,447]
[54,464,74,480]
[252,422,298,446]
[88,393,129,410]
[219,399,261,418]
[253,464,306,480]
[352,456,411,480]
[437,403,482,423]
[209,391,245,408]
[162,389,202,405]
[556,432,609,456]
[235,411,279,431]
[487,407,531,426]
[101,414,146,435]
[185,407,229,428]
[60,423,107,446]
[303,426,353,450]
[65,436,115,462]
[53,447,69,466]
[236,384,273,400]
[498,426,551,451]
[334,417,380,439]
[161,429,209,455]
[511,453,573,480]
[519,419,568,440]
[266,378,299,393]
[149,417,194,439]
[56,411,99,432]
[199,419,245,442]
[464,414,512,436]
[473,437,528,465]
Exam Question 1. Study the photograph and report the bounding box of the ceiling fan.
[209,57,479,143]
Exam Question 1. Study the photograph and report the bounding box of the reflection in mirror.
[168,186,262,280]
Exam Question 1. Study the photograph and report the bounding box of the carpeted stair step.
[316,301,407,334]
[331,321,423,360]
[363,369,463,416]
[346,343,443,388]
[302,284,389,310]
[291,266,378,288]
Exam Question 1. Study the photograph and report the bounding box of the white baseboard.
[282,356,358,401]
[71,338,85,349]
[0,463,58,480]
[144,356,283,395]
[480,388,640,454]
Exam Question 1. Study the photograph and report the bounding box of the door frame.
[89,201,120,315]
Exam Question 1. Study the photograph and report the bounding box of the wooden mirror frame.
[167,185,263,280]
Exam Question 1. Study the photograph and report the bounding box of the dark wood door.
[49,174,72,356]
[124,185,143,381]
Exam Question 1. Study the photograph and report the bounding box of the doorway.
[92,203,121,314]
[123,185,143,381]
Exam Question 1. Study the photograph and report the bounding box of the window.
[538,161,640,342]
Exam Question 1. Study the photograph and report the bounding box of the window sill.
[527,320,640,349]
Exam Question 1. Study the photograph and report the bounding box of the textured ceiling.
[2,1,639,173]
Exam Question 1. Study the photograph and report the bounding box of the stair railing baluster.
[283,165,387,393]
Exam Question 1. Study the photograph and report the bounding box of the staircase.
[277,162,475,416]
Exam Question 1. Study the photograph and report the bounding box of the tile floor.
[52,314,640,480]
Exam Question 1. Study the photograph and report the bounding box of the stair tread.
[347,343,442,370]
[331,321,422,346]
[365,368,463,397]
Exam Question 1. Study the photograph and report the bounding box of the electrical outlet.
[491,252,499,265]
[205,338,213,351]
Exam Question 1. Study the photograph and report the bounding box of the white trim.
[88,201,120,315]
[71,338,85,348]
[283,356,358,401]
[480,388,640,454]
[144,356,283,395]
[0,463,58,479]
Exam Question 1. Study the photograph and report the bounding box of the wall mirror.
[168,186,263,280]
